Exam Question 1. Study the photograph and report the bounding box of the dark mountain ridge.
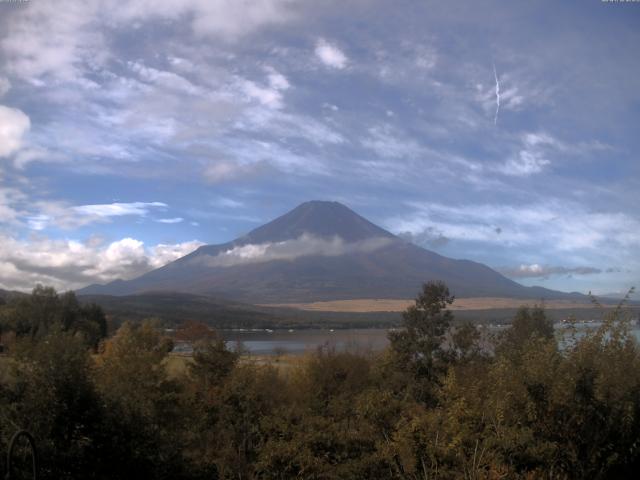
[78,201,584,303]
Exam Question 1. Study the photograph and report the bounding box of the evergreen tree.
[388,280,454,404]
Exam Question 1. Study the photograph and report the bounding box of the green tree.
[94,320,186,479]
[259,348,388,479]
[0,285,107,348]
[189,333,238,389]
[0,327,105,479]
[451,322,483,363]
[388,280,455,404]
[498,305,554,356]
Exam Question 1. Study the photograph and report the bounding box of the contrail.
[493,62,501,125]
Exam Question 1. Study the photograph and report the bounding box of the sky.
[0,0,639,296]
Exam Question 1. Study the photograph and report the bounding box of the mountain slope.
[77,291,400,328]
[0,288,27,302]
[78,201,582,302]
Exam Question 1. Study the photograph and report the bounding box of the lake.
[213,321,640,356]
[219,328,392,355]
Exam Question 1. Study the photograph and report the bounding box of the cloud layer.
[201,234,392,268]
[0,105,30,157]
[499,264,603,279]
[0,235,203,292]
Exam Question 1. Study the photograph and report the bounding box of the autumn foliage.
[0,283,639,479]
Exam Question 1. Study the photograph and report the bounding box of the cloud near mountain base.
[499,264,603,279]
[0,235,203,292]
[200,234,393,267]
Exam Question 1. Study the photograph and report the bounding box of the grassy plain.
[261,297,604,313]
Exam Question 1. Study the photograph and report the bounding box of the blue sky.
[0,0,638,295]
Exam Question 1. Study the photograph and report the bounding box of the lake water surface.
[220,328,391,355]
[217,322,640,355]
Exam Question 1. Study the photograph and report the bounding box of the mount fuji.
[78,201,580,303]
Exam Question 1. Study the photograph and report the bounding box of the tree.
[175,320,218,344]
[0,286,107,348]
[189,333,239,389]
[451,322,483,363]
[94,320,185,479]
[1,327,105,479]
[388,281,455,404]
[78,302,108,349]
[0,285,58,339]
[499,305,554,355]
[258,348,386,479]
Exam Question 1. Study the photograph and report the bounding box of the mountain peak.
[296,200,350,210]
[286,200,363,219]
[298,200,343,207]
[241,200,395,244]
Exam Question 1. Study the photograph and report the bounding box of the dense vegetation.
[0,283,639,479]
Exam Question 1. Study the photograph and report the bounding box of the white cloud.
[27,215,51,231]
[500,149,550,176]
[155,217,184,224]
[203,160,272,183]
[149,241,204,268]
[0,234,204,292]
[109,0,298,41]
[315,38,348,69]
[21,201,170,231]
[215,197,244,208]
[499,264,602,279]
[497,131,557,176]
[374,42,438,85]
[415,46,437,70]
[25,202,97,230]
[389,201,640,255]
[242,79,286,109]
[1,0,297,83]
[241,68,289,109]
[0,105,30,157]
[1,1,104,81]
[494,131,612,178]
[91,237,148,277]
[0,3,342,180]
[237,108,344,147]
[187,0,297,39]
[201,137,329,182]
[13,147,67,169]
[0,187,25,224]
[128,61,203,96]
[73,201,167,217]
[355,125,494,187]
[0,204,19,224]
[200,233,393,267]
[265,66,290,90]
[398,227,450,248]
[523,132,558,148]
[361,124,424,159]
[204,162,240,183]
